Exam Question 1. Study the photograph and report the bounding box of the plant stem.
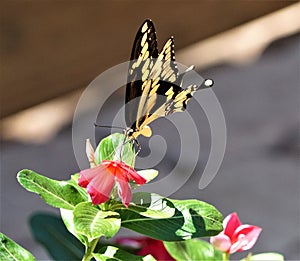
[82,238,99,261]
[223,252,230,261]
[245,253,252,261]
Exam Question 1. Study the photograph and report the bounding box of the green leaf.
[0,232,35,261]
[169,198,223,239]
[136,169,158,183]
[30,213,84,261]
[60,208,88,245]
[122,192,176,219]
[164,239,222,261]
[241,252,285,261]
[69,173,89,201]
[73,202,121,241]
[94,246,156,261]
[17,169,85,210]
[96,133,135,166]
[116,192,223,241]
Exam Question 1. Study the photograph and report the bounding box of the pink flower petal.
[116,237,174,261]
[79,160,146,207]
[229,236,248,254]
[115,237,144,249]
[87,186,110,205]
[87,167,115,204]
[137,238,175,261]
[104,160,146,184]
[78,164,106,188]
[223,212,242,237]
[119,162,147,184]
[78,174,89,188]
[116,177,132,207]
[232,224,262,252]
[210,233,231,252]
[211,213,262,254]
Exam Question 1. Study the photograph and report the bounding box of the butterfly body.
[125,19,213,140]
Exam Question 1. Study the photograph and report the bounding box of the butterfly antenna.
[119,134,128,161]
[94,123,124,130]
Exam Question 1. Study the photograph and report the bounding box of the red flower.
[78,160,146,207]
[210,212,262,254]
[116,237,174,261]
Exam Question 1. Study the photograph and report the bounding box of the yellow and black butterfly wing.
[135,37,180,130]
[126,21,179,133]
[125,19,158,129]
[138,37,179,120]
[126,19,213,139]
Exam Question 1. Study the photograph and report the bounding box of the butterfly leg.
[134,138,142,156]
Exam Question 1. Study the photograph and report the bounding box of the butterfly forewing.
[126,19,158,128]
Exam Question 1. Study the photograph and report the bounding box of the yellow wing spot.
[149,60,154,68]
[149,84,160,95]
[133,59,142,70]
[145,93,157,115]
[169,75,176,82]
[141,79,151,91]
[141,50,149,60]
[157,50,165,61]
[161,39,172,53]
[174,101,184,108]
[165,87,173,95]
[164,68,174,80]
[142,70,149,81]
[131,62,137,70]
[174,92,187,102]
[150,60,163,79]
[151,77,159,87]
[141,33,148,46]
[140,42,149,58]
[161,66,170,78]
[165,87,174,99]
[142,58,150,73]
[165,52,171,60]
[141,23,148,33]
[162,61,169,70]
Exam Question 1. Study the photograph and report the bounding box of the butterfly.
[125,19,213,141]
